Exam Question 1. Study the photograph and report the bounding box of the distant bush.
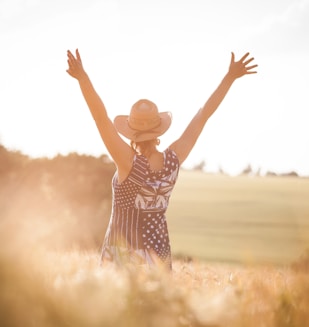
[0,144,30,173]
[0,144,115,251]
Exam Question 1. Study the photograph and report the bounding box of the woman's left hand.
[228,52,258,79]
[66,49,86,80]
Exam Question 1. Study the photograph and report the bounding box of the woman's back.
[101,148,179,269]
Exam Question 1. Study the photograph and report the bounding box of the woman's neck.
[142,147,159,157]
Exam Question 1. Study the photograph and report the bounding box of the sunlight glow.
[0,0,308,176]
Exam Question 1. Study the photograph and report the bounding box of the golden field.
[168,171,309,264]
[1,246,308,327]
[1,147,309,326]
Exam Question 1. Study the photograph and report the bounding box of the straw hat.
[114,99,172,142]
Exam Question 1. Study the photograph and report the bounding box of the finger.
[76,48,82,62]
[244,57,255,66]
[239,52,250,63]
[67,59,73,67]
[66,69,72,76]
[67,55,74,65]
[67,50,76,61]
[246,64,258,70]
[230,52,235,64]
[67,58,74,68]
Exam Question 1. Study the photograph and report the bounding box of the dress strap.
[128,154,148,187]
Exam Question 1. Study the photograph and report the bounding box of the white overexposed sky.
[0,0,308,176]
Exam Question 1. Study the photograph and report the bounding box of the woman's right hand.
[227,52,258,80]
[66,49,86,80]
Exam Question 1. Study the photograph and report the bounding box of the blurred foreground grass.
[1,246,309,327]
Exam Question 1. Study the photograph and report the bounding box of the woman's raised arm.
[66,49,133,171]
[169,52,258,165]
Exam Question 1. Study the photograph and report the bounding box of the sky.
[0,0,308,176]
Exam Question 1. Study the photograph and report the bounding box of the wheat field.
[1,246,308,327]
[168,171,309,264]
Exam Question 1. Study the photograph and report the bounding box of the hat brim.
[114,111,172,142]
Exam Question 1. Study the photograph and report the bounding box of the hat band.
[127,116,161,131]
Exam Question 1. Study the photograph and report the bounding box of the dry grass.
[1,244,308,327]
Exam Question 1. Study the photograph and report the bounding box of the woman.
[66,49,257,270]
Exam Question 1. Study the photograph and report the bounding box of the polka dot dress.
[101,148,179,270]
